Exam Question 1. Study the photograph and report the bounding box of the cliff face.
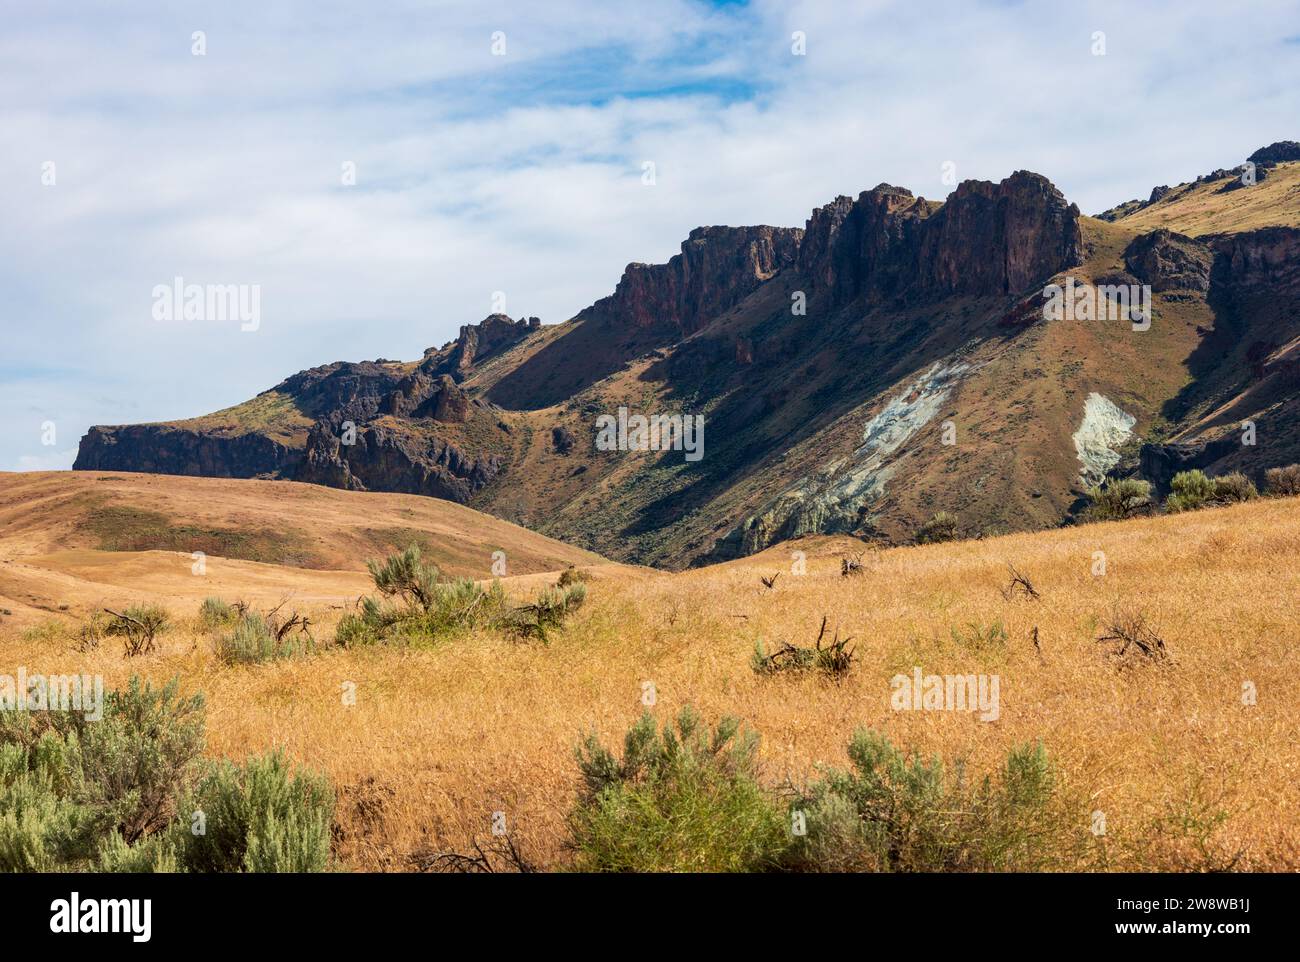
[1138,226,1300,485]
[73,424,298,477]
[298,421,500,501]
[1210,226,1300,298]
[917,171,1083,296]
[796,184,933,304]
[579,225,802,333]
[796,172,1083,308]
[72,150,1300,569]
[1124,229,1212,293]
[69,171,1094,541]
[75,321,522,489]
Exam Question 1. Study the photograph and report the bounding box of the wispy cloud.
[2,0,1297,470]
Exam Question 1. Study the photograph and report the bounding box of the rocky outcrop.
[798,172,1082,308]
[579,225,802,333]
[298,422,500,502]
[728,359,970,555]
[918,172,1083,297]
[1209,227,1300,298]
[72,423,299,478]
[1124,229,1212,293]
[431,314,539,380]
[1247,141,1300,165]
[275,360,408,427]
[551,425,576,455]
[1139,435,1241,491]
[797,185,932,303]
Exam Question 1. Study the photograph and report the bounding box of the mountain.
[74,142,1300,568]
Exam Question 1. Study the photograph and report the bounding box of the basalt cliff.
[76,143,1300,567]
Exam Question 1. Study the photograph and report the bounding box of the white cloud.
[1,0,1297,470]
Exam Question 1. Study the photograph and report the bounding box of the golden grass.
[1115,161,1300,236]
[2,497,1299,871]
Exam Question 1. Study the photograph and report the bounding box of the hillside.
[73,143,1300,568]
[2,475,1297,870]
[0,471,610,623]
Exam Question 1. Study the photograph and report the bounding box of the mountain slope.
[74,144,1300,568]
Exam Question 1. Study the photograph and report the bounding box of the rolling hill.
[2,471,1296,870]
[0,470,610,624]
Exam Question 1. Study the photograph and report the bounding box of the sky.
[2,0,1298,471]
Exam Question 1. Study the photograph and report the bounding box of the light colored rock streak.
[1072,392,1135,486]
[738,360,969,553]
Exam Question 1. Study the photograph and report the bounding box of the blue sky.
[2,0,1298,471]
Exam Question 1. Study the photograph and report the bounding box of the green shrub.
[1211,472,1257,504]
[916,511,960,544]
[1165,469,1216,512]
[336,579,510,646]
[215,612,315,665]
[338,546,585,646]
[0,677,334,873]
[557,566,590,587]
[199,597,236,628]
[0,741,87,871]
[0,677,205,867]
[502,583,587,642]
[950,620,1009,651]
[570,707,787,872]
[751,616,854,678]
[367,544,440,611]
[175,751,334,873]
[784,731,1067,872]
[1085,477,1152,521]
[20,620,67,645]
[1166,469,1258,512]
[1264,464,1300,497]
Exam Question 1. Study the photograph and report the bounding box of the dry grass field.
[1,471,1298,871]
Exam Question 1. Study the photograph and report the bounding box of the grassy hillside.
[1107,161,1300,236]
[0,471,608,622]
[2,472,1296,871]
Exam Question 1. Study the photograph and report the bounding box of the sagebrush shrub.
[175,751,334,873]
[215,612,314,665]
[1211,472,1257,504]
[336,579,511,646]
[0,676,205,867]
[1264,464,1300,497]
[199,597,236,628]
[784,731,1067,872]
[502,584,587,642]
[916,511,960,544]
[570,707,786,872]
[751,616,854,678]
[1166,469,1257,512]
[367,544,440,610]
[1165,469,1216,512]
[1085,477,1152,521]
[0,677,335,873]
[337,547,585,646]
